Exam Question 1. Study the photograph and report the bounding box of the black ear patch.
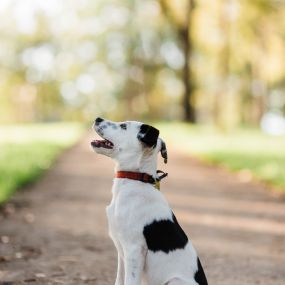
[137,124,160,147]
[160,139,168,163]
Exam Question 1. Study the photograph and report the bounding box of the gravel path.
[0,134,284,285]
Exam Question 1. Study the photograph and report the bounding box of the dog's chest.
[106,194,141,234]
[105,203,118,237]
[106,183,174,247]
[105,189,137,238]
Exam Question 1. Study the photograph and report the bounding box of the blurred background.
[0,0,285,203]
[1,0,285,127]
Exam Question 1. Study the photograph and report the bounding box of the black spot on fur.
[120,123,127,130]
[194,258,208,285]
[143,213,188,253]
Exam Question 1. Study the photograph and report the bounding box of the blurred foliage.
[0,123,83,203]
[0,0,285,127]
[157,122,285,190]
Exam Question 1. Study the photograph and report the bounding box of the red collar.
[115,170,168,190]
[116,171,155,184]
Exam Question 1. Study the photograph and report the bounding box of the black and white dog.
[91,118,208,285]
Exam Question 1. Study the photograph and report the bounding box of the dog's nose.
[95,117,104,125]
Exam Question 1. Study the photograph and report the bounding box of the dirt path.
[1,134,285,285]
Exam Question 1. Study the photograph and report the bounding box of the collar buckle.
[154,170,168,190]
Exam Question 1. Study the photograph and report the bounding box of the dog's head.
[91,118,167,169]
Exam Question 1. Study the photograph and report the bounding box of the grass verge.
[157,122,285,191]
[0,123,84,204]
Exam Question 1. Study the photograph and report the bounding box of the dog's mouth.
[91,138,114,149]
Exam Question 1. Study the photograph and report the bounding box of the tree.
[159,0,196,122]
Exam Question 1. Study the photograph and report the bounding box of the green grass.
[0,123,84,203]
[157,122,285,191]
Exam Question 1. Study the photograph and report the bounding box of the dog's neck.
[115,154,157,177]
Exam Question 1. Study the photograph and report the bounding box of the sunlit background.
[0,0,285,203]
[1,0,284,129]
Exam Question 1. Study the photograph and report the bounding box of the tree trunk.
[181,0,195,123]
[214,0,231,129]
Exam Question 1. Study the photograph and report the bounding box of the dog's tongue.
[91,139,113,149]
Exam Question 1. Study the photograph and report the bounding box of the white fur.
[92,119,200,285]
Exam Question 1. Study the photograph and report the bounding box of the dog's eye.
[120,123,127,130]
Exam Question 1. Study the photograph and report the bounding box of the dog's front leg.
[124,245,146,285]
[115,253,124,285]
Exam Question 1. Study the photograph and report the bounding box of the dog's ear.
[137,124,159,148]
[160,139,168,164]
